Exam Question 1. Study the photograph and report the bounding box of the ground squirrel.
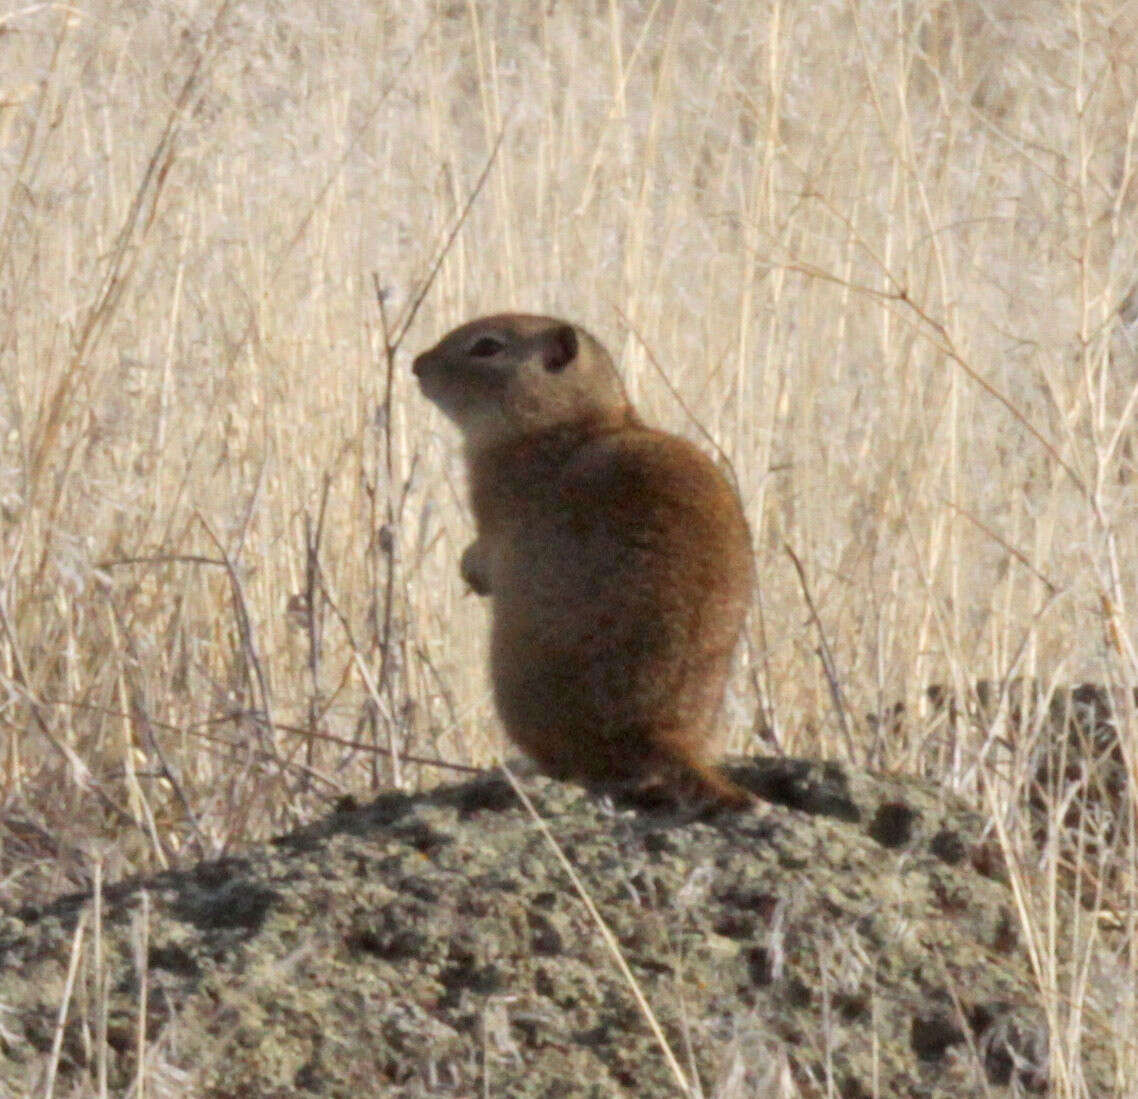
[413,314,755,811]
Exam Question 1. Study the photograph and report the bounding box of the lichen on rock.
[0,759,1115,1097]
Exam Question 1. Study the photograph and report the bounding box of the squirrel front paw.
[460,541,492,595]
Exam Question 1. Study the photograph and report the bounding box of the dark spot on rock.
[272,830,320,853]
[868,802,917,848]
[970,839,1008,882]
[456,774,516,815]
[345,907,426,960]
[294,1054,324,1091]
[173,879,278,933]
[531,890,557,911]
[745,946,772,986]
[821,761,847,784]
[968,1001,1049,1089]
[105,1015,133,1053]
[910,1015,965,1060]
[931,877,969,915]
[834,991,869,1021]
[983,1037,1015,1086]
[545,1079,583,1098]
[715,885,778,921]
[930,828,966,864]
[528,910,563,955]
[148,943,199,977]
[377,854,405,878]
[191,857,252,891]
[379,1055,407,1084]
[635,956,675,978]
[641,831,678,855]
[627,869,670,906]
[397,876,440,904]
[391,818,450,853]
[992,908,1018,954]
[440,957,503,1004]
[838,1075,872,1099]
[781,1024,806,1047]
[457,894,492,918]
[22,1005,58,1053]
[783,977,812,1008]
[853,912,879,943]
[713,912,756,940]
[967,1002,995,1032]
[574,1023,612,1047]
[614,783,682,812]
[513,1015,541,1046]
[359,791,413,827]
[741,758,860,821]
[534,967,555,998]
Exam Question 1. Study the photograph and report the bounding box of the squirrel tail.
[634,748,755,814]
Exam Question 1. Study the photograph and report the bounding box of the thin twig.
[96,554,226,570]
[93,857,108,1097]
[0,596,138,829]
[302,476,332,768]
[938,498,1059,596]
[197,514,277,753]
[616,306,732,464]
[392,123,510,353]
[159,16,435,541]
[43,908,88,1099]
[43,697,486,777]
[499,764,693,1097]
[774,258,1088,497]
[103,595,207,851]
[372,277,404,787]
[133,890,151,1097]
[372,276,401,698]
[29,0,234,517]
[784,543,855,757]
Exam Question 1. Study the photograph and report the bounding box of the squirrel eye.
[468,336,506,358]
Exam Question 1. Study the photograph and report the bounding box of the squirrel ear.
[541,325,578,373]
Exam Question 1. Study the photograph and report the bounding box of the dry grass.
[1,0,1136,1094]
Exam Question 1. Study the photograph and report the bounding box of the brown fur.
[413,314,755,811]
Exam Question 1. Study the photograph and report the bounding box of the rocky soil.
[0,757,1119,1097]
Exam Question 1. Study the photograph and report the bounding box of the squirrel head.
[413,314,633,452]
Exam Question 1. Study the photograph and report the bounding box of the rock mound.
[0,759,1115,1097]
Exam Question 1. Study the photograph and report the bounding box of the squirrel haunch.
[413,314,755,811]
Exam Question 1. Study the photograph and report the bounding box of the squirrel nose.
[412,354,426,377]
